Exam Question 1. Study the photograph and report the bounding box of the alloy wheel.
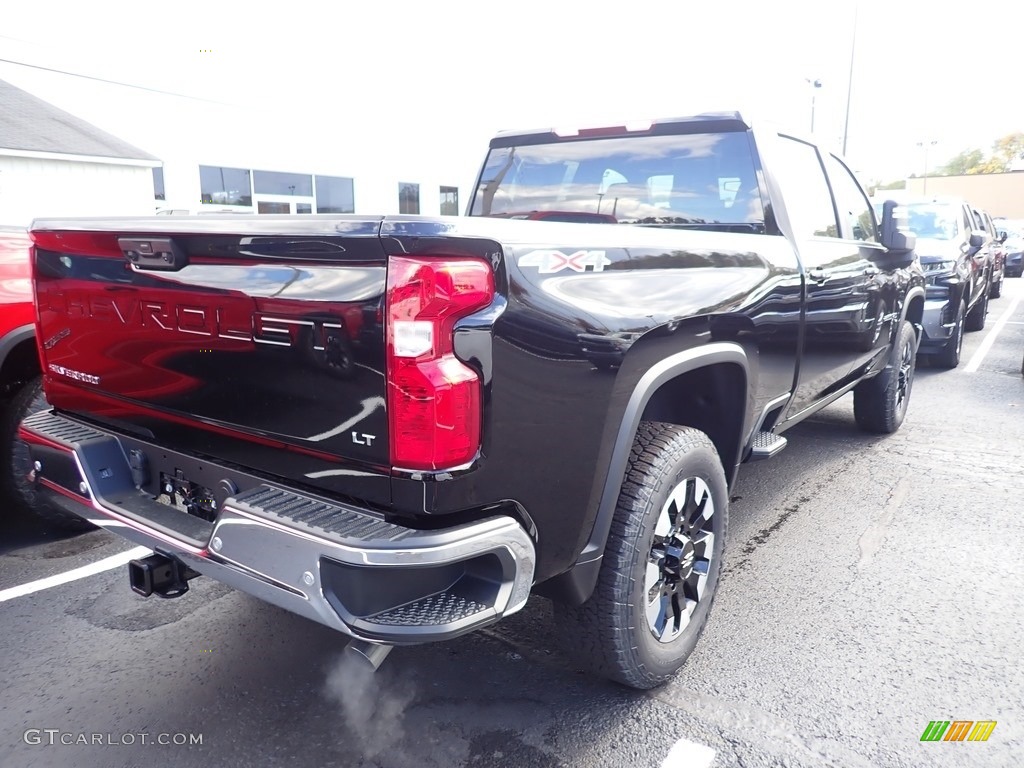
[645,476,715,643]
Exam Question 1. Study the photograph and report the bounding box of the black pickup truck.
[18,113,923,689]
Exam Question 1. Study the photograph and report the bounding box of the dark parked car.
[20,113,924,690]
[996,221,1024,278]
[898,198,991,368]
[974,208,1005,298]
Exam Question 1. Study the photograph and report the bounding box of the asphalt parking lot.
[1,279,1022,768]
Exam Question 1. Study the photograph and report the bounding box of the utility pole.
[917,140,938,194]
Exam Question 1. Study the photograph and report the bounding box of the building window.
[254,170,313,197]
[199,166,252,206]
[440,186,459,215]
[399,182,420,214]
[315,175,355,213]
[257,202,290,214]
[153,167,165,201]
[296,203,312,214]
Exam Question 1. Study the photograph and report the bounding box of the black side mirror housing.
[998,230,1008,243]
[969,232,985,249]
[879,200,916,265]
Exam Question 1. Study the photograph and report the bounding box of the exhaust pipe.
[129,552,199,598]
[343,639,393,672]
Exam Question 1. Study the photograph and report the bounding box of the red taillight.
[385,256,494,470]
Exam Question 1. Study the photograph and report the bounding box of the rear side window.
[470,131,765,232]
[963,207,975,233]
[770,136,838,239]
[824,155,877,242]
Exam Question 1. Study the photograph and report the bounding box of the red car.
[0,226,89,529]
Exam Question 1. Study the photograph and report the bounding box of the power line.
[0,56,236,105]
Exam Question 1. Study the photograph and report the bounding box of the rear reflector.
[385,256,493,470]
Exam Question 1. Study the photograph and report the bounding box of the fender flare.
[0,324,36,373]
[898,286,926,346]
[542,342,749,605]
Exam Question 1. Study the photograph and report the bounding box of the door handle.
[808,267,829,283]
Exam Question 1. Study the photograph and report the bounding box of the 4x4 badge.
[519,249,611,274]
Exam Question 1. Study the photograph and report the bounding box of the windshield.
[902,203,960,240]
[470,131,765,232]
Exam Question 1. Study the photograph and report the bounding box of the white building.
[1,75,473,223]
[0,80,160,226]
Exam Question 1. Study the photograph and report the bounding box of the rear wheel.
[854,320,916,434]
[0,376,94,531]
[932,301,965,370]
[555,423,727,689]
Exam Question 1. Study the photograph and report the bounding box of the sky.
[2,0,1023,190]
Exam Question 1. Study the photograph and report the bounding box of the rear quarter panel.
[384,217,801,581]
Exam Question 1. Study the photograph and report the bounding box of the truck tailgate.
[31,220,391,484]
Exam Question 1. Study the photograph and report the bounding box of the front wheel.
[555,423,727,689]
[965,288,989,332]
[853,320,917,434]
[990,275,1002,299]
[932,301,965,370]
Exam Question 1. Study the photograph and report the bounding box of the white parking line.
[963,294,1024,373]
[661,737,716,768]
[0,545,150,603]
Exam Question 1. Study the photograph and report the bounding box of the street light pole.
[842,1,858,155]
[805,78,822,134]
[917,140,938,194]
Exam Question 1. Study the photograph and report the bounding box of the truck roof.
[489,111,751,146]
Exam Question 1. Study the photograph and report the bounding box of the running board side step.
[748,431,788,461]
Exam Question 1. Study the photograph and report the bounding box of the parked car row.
[873,196,1006,369]
[994,217,1024,278]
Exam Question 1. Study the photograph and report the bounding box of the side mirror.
[879,199,915,255]
[969,232,984,248]
[998,230,1008,243]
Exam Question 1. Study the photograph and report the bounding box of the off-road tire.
[555,423,727,689]
[854,320,917,434]
[932,301,965,370]
[0,376,94,531]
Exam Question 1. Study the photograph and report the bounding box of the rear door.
[768,135,881,420]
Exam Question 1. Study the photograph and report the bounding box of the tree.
[937,149,985,176]
[985,132,1024,172]
[934,133,1024,176]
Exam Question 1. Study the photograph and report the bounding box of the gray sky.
[2,0,1022,187]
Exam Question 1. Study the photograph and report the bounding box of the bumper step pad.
[367,592,489,627]
[231,486,416,544]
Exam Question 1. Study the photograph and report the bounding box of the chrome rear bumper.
[19,411,536,644]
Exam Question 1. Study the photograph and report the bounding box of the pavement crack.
[855,474,911,571]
